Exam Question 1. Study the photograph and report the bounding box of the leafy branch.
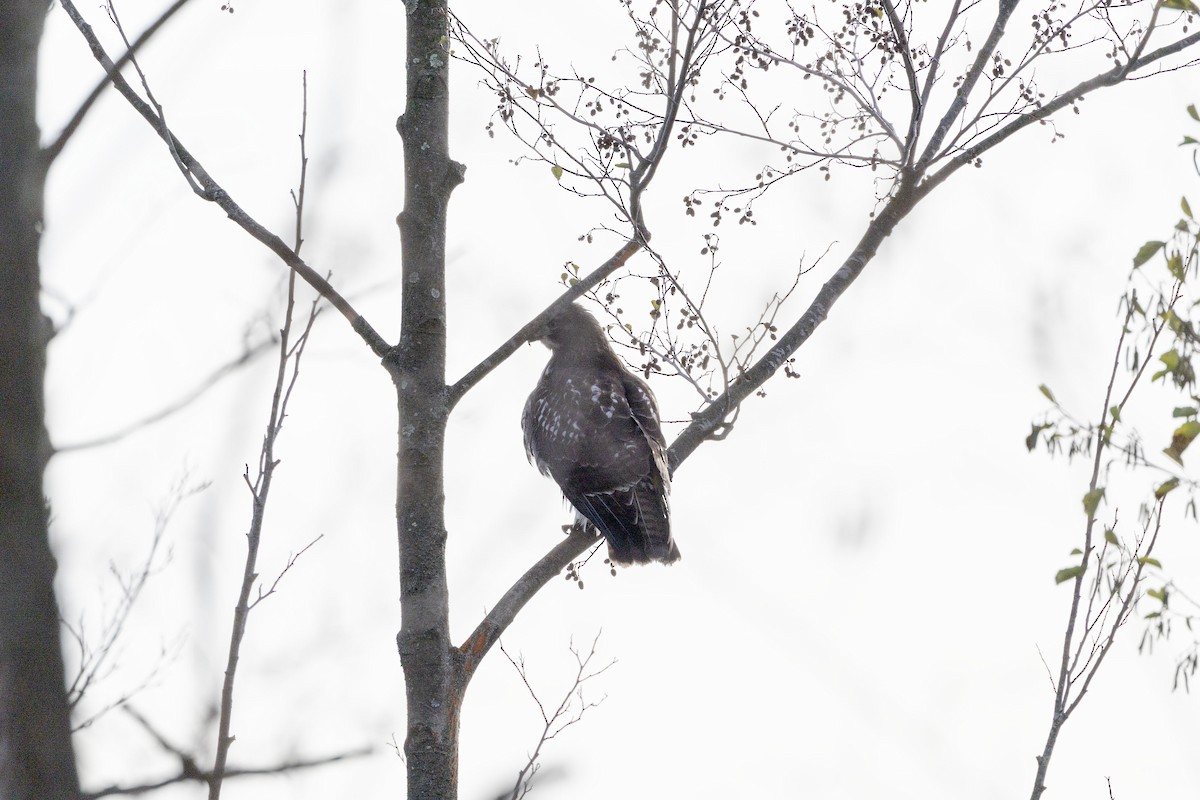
[1028,101,1200,798]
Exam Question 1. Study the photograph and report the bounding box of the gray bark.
[0,2,82,798]
[394,2,465,797]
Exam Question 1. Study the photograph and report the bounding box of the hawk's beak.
[524,313,552,344]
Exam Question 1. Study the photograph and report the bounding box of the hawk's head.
[530,303,609,353]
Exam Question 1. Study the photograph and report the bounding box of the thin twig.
[1064,505,1164,719]
[54,336,277,453]
[82,746,371,800]
[248,535,324,612]
[103,1,202,194]
[65,477,206,724]
[499,633,614,800]
[917,0,1019,168]
[208,76,318,800]
[880,0,922,166]
[43,0,199,165]
[1028,282,1178,798]
[925,29,1200,194]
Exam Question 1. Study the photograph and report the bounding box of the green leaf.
[1039,384,1056,403]
[1055,564,1087,584]
[1069,547,1083,556]
[551,165,564,181]
[1082,487,1105,518]
[1184,196,1195,220]
[1133,240,1166,268]
[1161,349,1181,371]
[1138,556,1163,569]
[1164,420,1200,465]
[1156,477,1181,498]
[1025,422,1051,451]
[1168,251,1186,281]
[1104,528,1120,546]
[1109,405,1121,423]
[1184,136,1200,146]
[1163,0,1200,12]
[1172,406,1197,418]
[1190,103,1200,122]
[1171,419,1200,438]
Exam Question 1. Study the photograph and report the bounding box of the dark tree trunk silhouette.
[0,3,81,798]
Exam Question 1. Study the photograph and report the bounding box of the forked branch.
[498,633,614,800]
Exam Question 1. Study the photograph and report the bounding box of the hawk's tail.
[571,476,680,565]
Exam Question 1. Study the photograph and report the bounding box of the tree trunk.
[0,3,82,798]
[394,1,464,797]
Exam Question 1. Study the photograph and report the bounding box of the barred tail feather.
[568,477,679,565]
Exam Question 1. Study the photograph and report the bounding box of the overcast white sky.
[35,2,1200,799]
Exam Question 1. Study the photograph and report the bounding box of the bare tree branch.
[82,748,372,800]
[1031,501,1165,800]
[880,0,922,165]
[65,476,205,728]
[57,0,390,358]
[917,0,966,118]
[209,80,321,800]
[83,706,370,800]
[917,0,1019,168]
[42,0,199,165]
[498,633,614,800]
[446,2,740,414]
[459,525,600,680]
[247,534,323,612]
[926,28,1200,192]
[446,239,642,409]
[669,171,919,468]
[681,20,1200,470]
[53,335,277,453]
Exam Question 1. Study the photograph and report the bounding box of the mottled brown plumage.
[523,303,680,565]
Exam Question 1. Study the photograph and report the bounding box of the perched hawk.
[523,303,680,565]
